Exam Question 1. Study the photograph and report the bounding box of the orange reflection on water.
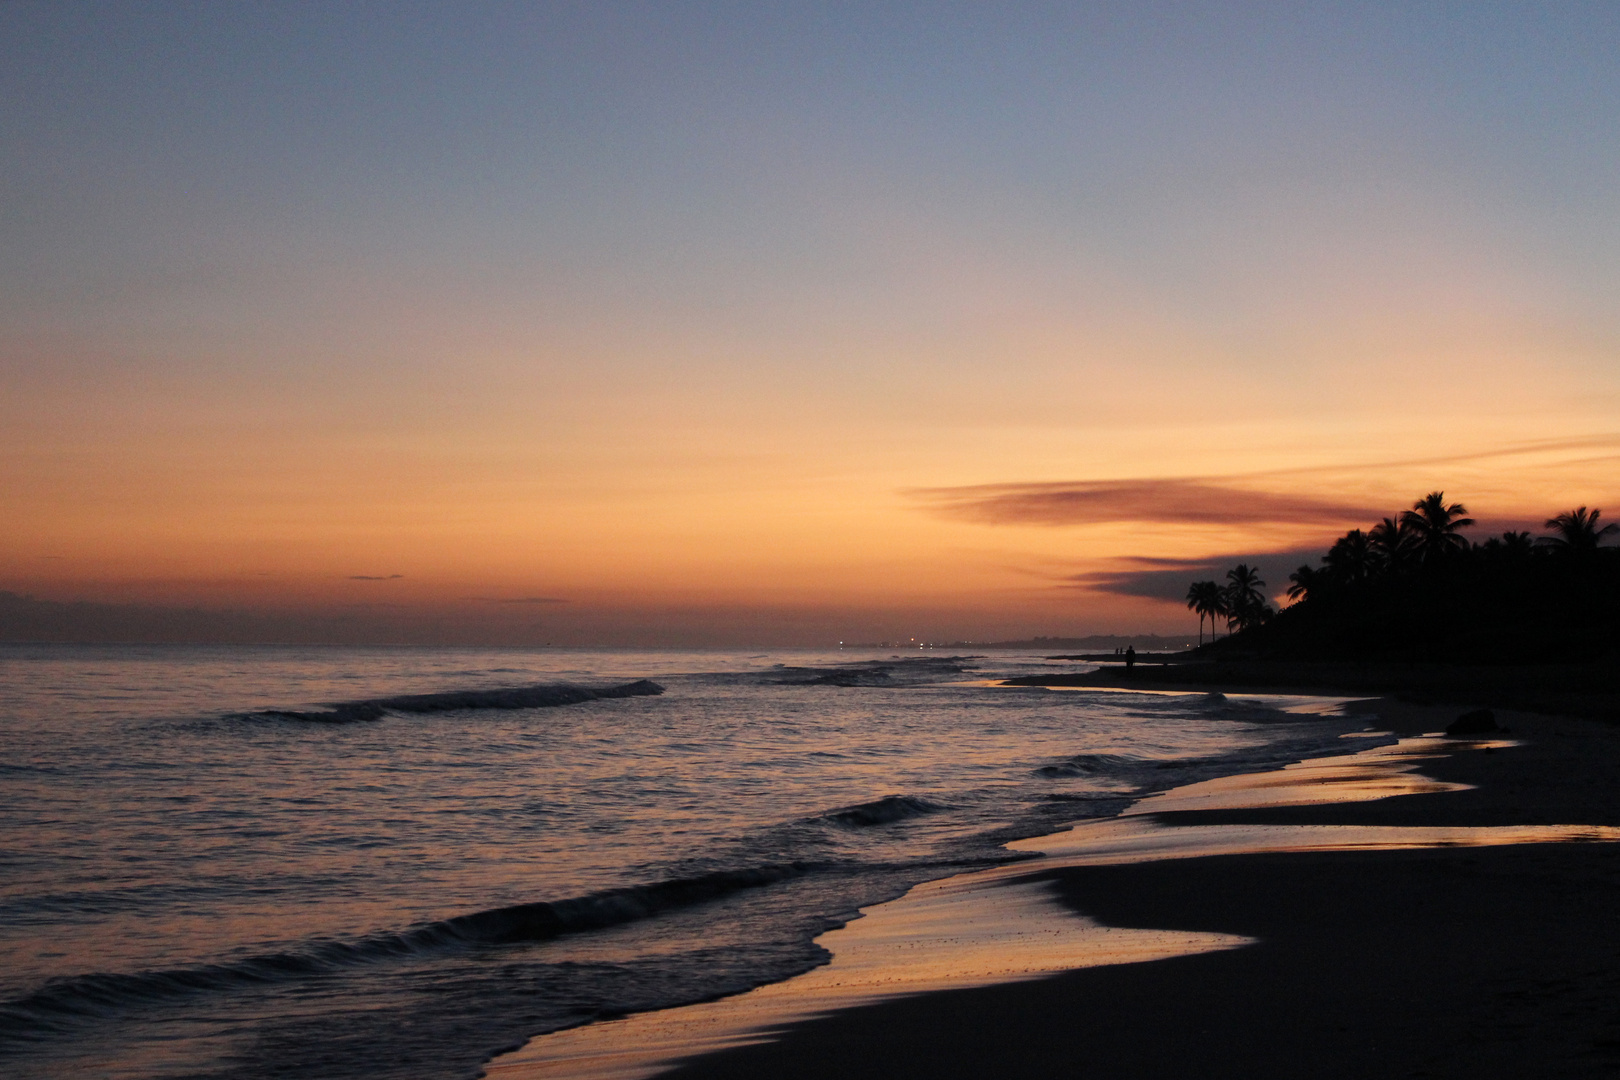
[1010,816,1620,864]
[490,735,1620,1080]
[1121,735,1499,814]
[486,870,1250,1080]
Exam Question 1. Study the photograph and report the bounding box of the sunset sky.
[4,3,1618,645]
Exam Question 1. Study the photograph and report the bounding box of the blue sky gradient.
[3,3,1618,642]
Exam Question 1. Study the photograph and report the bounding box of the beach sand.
[489,700,1620,1080]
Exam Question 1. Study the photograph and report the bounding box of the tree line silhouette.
[1184,565,1270,643]
[1187,493,1620,661]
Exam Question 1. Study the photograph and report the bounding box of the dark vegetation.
[1194,494,1619,664]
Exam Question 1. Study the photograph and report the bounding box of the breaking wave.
[1035,752,1138,778]
[247,680,665,723]
[0,861,804,1047]
[771,656,981,688]
[819,794,945,828]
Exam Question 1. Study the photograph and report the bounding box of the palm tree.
[1539,507,1619,554]
[1286,564,1318,603]
[1322,529,1374,585]
[1206,584,1230,639]
[1186,580,1223,644]
[1223,564,1269,632]
[1499,529,1535,554]
[1478,530,1535,566]
[1399,491,1474,567]
[1368,515,1415,574]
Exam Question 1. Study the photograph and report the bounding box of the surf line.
[486,733,1620,1080]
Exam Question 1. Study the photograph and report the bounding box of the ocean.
[0,644,1371,1079]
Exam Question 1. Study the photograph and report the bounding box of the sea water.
[0,644,1371,1079]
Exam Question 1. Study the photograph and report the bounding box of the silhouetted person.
[1124,645,1136,670]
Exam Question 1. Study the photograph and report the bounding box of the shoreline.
[488,697,1620,1079]
[1001,661,1620,722]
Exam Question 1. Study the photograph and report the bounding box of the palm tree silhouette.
[1400,491,1474,567]
[1208,584,1231,639]
[1186,580,1224,644]
[1479,530,1535,566]
[1539,507,1619,554]
[1499,530,1534,553]
[1185,493,1617,660]
[1322,529,1374,584]
[1223,564,1268,631]
[1368,516,1415,573]
[1286,564,1318,602]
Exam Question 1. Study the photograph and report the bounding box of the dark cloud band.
[908,436,1620,530]
[911,479,1381,528]
[1074,550,1327,602]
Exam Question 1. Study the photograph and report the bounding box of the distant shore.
[837,635,1198,651]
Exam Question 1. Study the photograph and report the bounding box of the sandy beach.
[490,695,1620,1080]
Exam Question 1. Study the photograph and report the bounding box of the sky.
[3,1,1619,645]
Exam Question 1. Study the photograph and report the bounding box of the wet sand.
[490,702,1620,1080]
[1004,661,1620,722]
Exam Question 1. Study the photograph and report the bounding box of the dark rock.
[1446,708,1499,736]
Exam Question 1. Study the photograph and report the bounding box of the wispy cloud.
[1236,434,1620,481]
[474,596,568,605]
[909,435,1620,529]
[912,479,1381,528]
[348,574,404,580]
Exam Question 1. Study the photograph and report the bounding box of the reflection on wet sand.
[1013,815,1620,863]
[1119,734,1491,814]
[487,735,1620,1080]
[487,872,1249,1080]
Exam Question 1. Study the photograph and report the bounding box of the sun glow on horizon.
[3,5,1618,643]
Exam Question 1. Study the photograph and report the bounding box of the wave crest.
[0,860,800,1045]
[820,795,944,828]
[1035,752,1135,777]
[249,680,664,723]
